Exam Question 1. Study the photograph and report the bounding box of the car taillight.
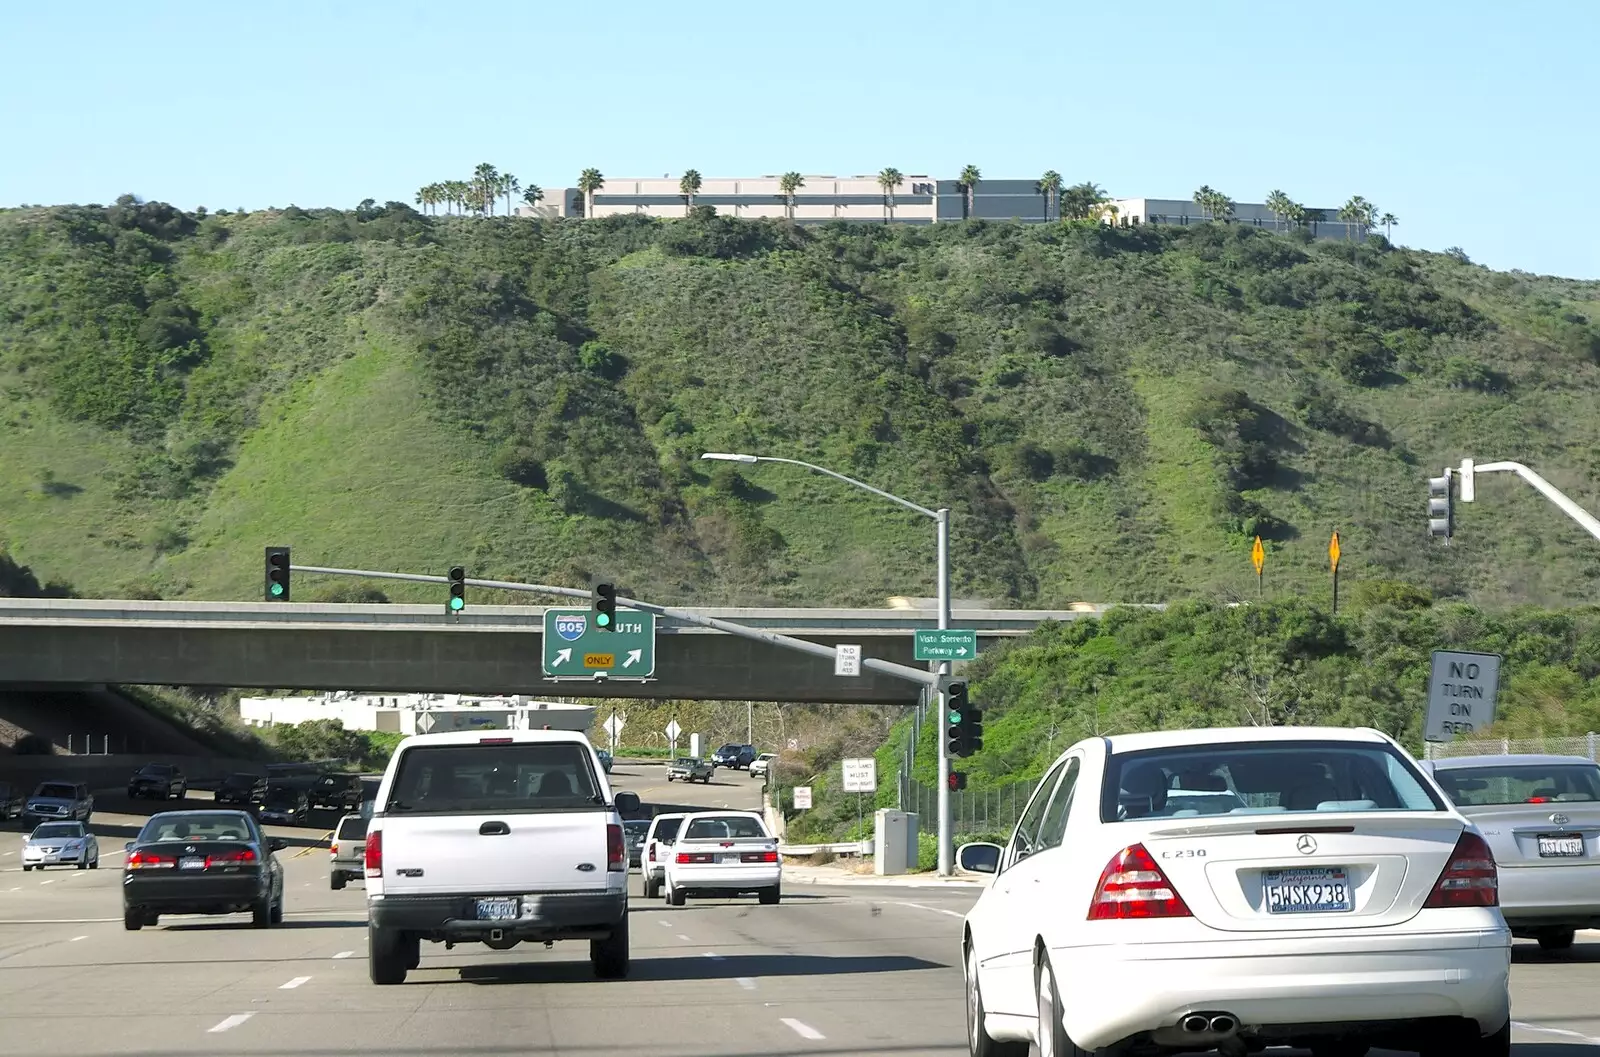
[205,848,258,867]
[1424,830,1498,908]
[127,850,176,870]
[741,850,779,863]
[364,829,383,876]
[648,844,656,861]
[607,824,624,872]
[676,852,715,864]
[1087,844,1191,920]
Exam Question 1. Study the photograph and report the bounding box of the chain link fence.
[903,777,1035,839]
[1423,734,1600,762]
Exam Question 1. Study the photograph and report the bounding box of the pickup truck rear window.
[685,815,768,839]
[385,742,601,814]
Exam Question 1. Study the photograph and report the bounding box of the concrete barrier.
[0,753,265,793]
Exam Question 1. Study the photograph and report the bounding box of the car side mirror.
[268,837,288,852]
[956,841,1003,875]
[614,791,641,813]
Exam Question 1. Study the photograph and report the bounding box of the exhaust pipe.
[1180,1015,1211,1033]
[1209,1014,1238,1034]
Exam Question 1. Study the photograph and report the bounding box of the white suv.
[363,729,639,984]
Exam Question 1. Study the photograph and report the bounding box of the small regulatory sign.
[792,786,813,809]
[835,644,862,677]
[1424,650,1503,742]
[584,653,615,669]
[842,758,877,793]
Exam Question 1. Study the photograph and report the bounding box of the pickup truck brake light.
[364,829,383,876]
[607,824,625,872]
[479,737,513,745]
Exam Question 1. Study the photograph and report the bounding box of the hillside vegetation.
[2,198,1599,607]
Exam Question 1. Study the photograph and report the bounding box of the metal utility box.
[874,809,919,875]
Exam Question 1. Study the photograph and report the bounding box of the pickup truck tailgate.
[377,814,607,895]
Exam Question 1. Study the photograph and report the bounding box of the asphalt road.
[2,764,1599,1057]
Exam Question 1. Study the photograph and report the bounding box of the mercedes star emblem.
[1296,834,1318,855]
[1551,813,1570,826]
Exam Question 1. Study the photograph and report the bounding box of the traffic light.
[948,771,968,792]
[264,547,290,602]
[447,566,466,613]
[592,581,616,631]
[1428,472,1453,540]
[945,681,983,758]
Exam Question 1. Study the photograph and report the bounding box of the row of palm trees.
[415,162,544,217]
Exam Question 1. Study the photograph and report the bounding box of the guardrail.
[779,840,874,857]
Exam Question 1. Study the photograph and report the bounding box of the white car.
[748,753,777,779]
[22,821,100,871]
[959,726,1511,1057]
[662,810,781,906]
[640,813,687,899]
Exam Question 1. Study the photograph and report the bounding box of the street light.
[701,451,958,876]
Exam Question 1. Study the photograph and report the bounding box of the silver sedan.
[21,821,100,871]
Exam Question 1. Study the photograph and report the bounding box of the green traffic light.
[596,612,611,627]
[449,596,464,611]
[270,583,284,597]
[948,709,962,724]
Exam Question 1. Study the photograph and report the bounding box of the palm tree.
[679,169,703,215]
[473,163,500,216]
[1380,212,1398,240]
[877,167,903,223]
[522,185,544,215]
[1037,170,1062,222]
[1264,189,1293,230]
[1284,202,1307,230]
[778,172,805,221]
[415,184,441,216]
[958,164,981,220]
[500,173,519,217]
[1212,191,1235,222]
[577,169,605,218]
[1339,195,1375,241]
[1060,181,1107,221]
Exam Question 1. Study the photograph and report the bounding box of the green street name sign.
[543,608,657,678]
[914,628,979,662]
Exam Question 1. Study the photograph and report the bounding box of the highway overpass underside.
[0,624,930,704]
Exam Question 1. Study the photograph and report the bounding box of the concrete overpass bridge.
[0,599,1131,705]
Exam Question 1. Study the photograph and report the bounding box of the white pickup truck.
[363,729,640,985]
[662,810,781,906]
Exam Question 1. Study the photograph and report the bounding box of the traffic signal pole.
[935,508,954,877]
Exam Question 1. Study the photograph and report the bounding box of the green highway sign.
[543,607,657,678]
[914,628,979,662]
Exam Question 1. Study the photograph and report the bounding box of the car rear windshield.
[264,786,299,803]
[140,814,253,842]
[138,765,174,776]
[34,784,76,799]
[385,741,601,814]
[33,823,83,839]
[623,819,650,835]
[336,817,369,840]
[1434,763,1600,805]
[652,818,683,841]
[223,774,258,788]
[1101,740,1444,822]
[685,815,768,839]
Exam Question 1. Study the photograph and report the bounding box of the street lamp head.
[699,452,759,464]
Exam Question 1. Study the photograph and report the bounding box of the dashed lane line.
[333,951,354,959]
[781,1018,826,1041]
[702,951,725,960]
[1515,1022,1600,1045]
[280,976,313,989]
[894,900,966,919]
[208,1013,255,1033]
[69,936,87,942]
[736,977,757,990]
[677,934,693,941]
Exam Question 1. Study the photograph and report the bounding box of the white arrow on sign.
[554,648,572,666]
[623,649,642,668]
[955,646,969,656]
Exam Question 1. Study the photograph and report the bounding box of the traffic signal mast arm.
[1466,460,1600,543]
[284,563,942,690]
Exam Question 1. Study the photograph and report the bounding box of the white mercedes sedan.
[959,726,1510,1057]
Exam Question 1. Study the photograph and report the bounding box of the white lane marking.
[208,1013,255,1033]
[0,918,119,924]
[1514,1021,1600,1044]
[703,951,725,960]
[280,976,312,990]
[333,951,354,959]
[781,1018,825,1040]
[736,977,757,990]
[677,933,692,941]
[657,920,671,927]
[69,935,87,942]
[2,851,12,856]
[39,879,54,885]
[894,900,965,919]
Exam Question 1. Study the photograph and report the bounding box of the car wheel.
[1036,954,1093,1057]
[368,926,408,985]
[642,877,658,899]
[252,894,273,928]
[21,865,31,872]
[591,912,630,979]
[404,934,421,971]
[667,882,686,906]
[1423,1021,1509,1057]
[666,775,675,782]
[1538,929,1576,952]
[270,892,284,925]
[123,908,143,931]
[966,942,1028,1057]
[759,885,780,905]
[77,858,88,870]
[331,873,347,891]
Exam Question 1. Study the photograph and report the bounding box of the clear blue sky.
[3,0,1595,278]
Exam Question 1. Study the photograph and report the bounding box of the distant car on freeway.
[640,813,686,898]
[22,820,100,871]
[122,810,287,930]
[127,763,187,800]
[957,726,1511,1057]
[214,772,267,808]
[662,811,780,906]
[309,772,363,812]
[0,781,23,820]
[748,752,777,779]
[24,781,93,824]
[329,812,368,890]
[1423,753,1600,953]
[623,818,649,868]
[666,757,714,783]
[711,743,757,769]
[258,785,311,826]
[596,749,614,774]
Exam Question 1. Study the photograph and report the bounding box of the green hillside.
[2,197,1598,607]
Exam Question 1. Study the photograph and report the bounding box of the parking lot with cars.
[3,744,1600,1057]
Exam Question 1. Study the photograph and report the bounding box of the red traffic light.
[948,771,968,792]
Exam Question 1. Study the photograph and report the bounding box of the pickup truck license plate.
[1538,834,1584,858]
[1263,867,1352,914]
[180,857,205,870]
[475,897,520,921]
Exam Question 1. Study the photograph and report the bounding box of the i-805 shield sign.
[542,607,657,678]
